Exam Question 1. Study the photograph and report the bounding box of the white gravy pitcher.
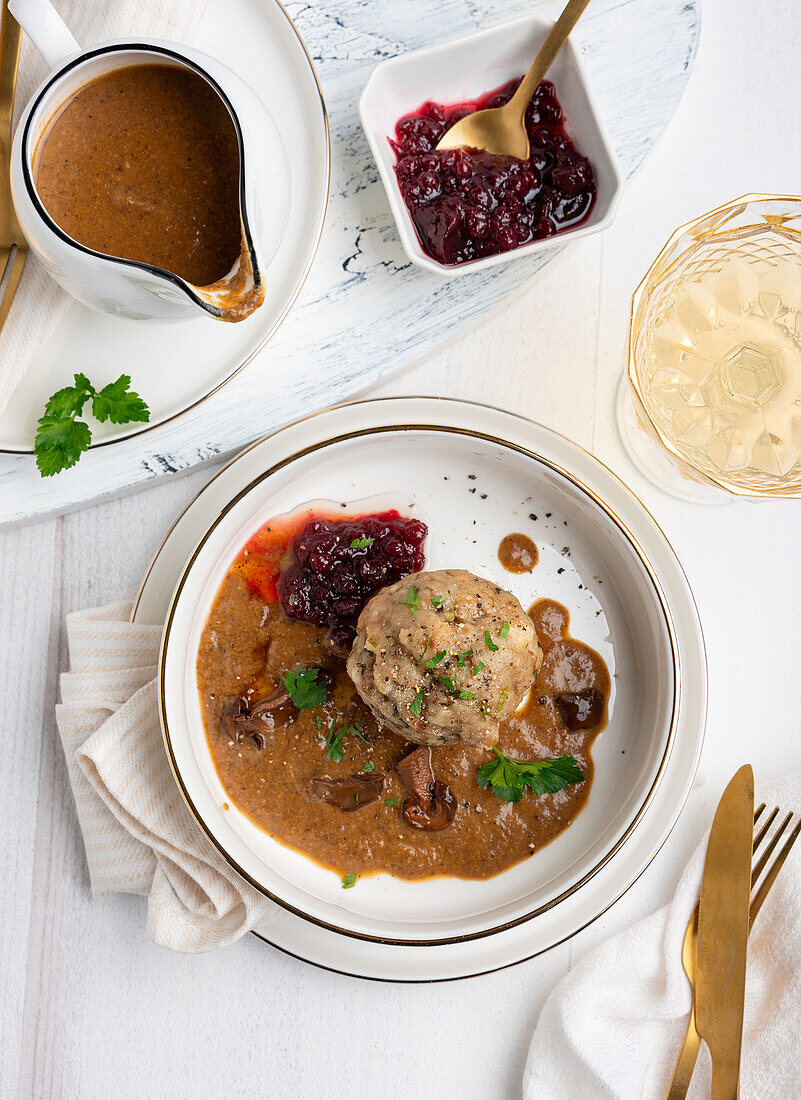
[8,0,291,322]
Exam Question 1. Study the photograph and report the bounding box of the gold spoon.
[436,0,592,159]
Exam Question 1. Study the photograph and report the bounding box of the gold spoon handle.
[508,0,592,114]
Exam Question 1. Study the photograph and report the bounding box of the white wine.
[630,201,801,496]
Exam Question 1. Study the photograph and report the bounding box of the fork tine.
[0,246,27,334]
[753,805,780,851]
[750,814,801,930]
[752,810,793,884]
[0,244,12,285]
[754,802,767,823]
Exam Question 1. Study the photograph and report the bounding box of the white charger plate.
[0,0,329,453]
[135,398,706,981]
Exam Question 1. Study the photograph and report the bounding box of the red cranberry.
[421,100,447,123]
[396,155,420,178]
[278,511,428,648]
[467,182,492,209]
[402,179,424,205]
[417,171,441,200]
[530,211,555,238]
[465,206,490,240]
[495,225,519,251]
[551,160,594,197]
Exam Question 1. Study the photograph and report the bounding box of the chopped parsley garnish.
[350,536,375,549]
[477,748,584,803]
[34,372,150,476]
[484,630,499,652]
[384,797,399,806]
[315,715,322,729]
[342,873,357,889]
[409,687,425,718]
[418,640,430,663]
[400,585,421,614]
[458,690,476,700]
[430,595,443,608]
[283,667,327,710]
[325,720,368,762]
[457,650,474,667]
[363,760,375,773]
[472,661,486,675]
[500,621,511,639]
[440,675,458,693]
[424,650,447,669]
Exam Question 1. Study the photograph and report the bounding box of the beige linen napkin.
[524,773,801,1099]
[0,0,210,418]
[56,603,278,951]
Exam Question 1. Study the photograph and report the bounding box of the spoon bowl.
[437,0,591,159]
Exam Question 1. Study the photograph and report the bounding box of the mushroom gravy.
[196,514,611,881]
[498,532,539,573]
[34,64,243,289]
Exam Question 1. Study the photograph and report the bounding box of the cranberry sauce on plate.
[390,78,596,265]
[277,511,427,649]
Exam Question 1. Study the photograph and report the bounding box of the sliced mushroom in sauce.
[221,686,296,747]
[308,773,385,812]
[395,746,457,831]
[554,688,605,731]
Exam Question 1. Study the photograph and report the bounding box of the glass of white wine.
[618,195,801,500]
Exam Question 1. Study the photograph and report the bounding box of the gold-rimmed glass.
[620,194,801,500]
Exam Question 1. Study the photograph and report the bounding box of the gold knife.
[695,764,754,1100]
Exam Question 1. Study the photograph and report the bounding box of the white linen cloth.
[55,602,277,952]
[524,773,801,1100]
[0,0,210,417]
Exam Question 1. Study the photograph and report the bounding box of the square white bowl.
[359,14,623,277]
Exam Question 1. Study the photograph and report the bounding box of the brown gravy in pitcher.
[33,64,243,288]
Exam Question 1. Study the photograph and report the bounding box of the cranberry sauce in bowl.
[390,78,596,266]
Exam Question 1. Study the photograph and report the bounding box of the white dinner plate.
[135,398,706,980]
[0,0,329,454]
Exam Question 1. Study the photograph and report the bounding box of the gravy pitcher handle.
[8,0,80,70]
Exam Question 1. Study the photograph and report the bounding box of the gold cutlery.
[436,0,591,159]
[695,764,754,1099]
[665,777,801,1099]
[0,0,26,335]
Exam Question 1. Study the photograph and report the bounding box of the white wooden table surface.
[4,1,801,1096]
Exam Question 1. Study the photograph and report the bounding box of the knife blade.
[695,763,754,1100]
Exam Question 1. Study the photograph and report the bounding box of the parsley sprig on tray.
[34,372,150,476]
[477,748,584,803]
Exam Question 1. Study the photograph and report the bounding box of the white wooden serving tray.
[0,0,700,528]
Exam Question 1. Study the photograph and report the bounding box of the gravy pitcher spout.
[193,227,265,322]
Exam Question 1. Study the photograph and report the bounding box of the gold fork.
[664,802,801,1099]
[0,0,26,334]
